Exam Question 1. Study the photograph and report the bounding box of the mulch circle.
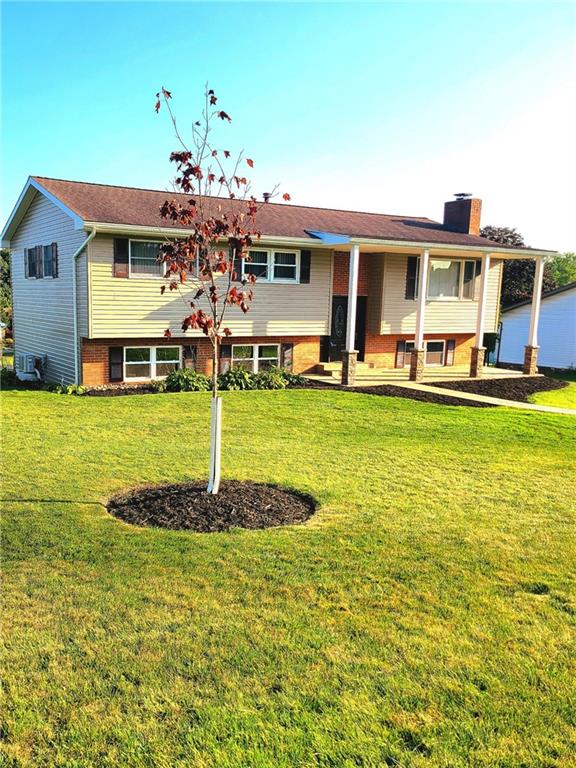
[107,480,317,532]
[431,375,567,403]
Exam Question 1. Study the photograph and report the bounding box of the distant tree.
[0,248,12,330]
[547,252,576,287]
[480,225,558,307]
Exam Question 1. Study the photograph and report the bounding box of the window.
[404,340,446,366]
[232,344,279,372]
[129,240,163,277]
[426,258,480,300]
[124,346,180,380]
[241,250,300,283]
[428,260,461,299]
[25,243,58,279]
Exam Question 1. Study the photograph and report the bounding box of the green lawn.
[529,371,576,410]
[2,389,575,768]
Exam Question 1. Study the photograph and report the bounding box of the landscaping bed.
[107,481,317,532]
[432,375,567,403]
[303,378,494,407]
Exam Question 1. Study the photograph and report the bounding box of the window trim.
[404,339,447,367]
[242,249,301,284]
[426,258,479,301]
[231,343,280,373]
[128,239,165,279]
[123,345,182,381]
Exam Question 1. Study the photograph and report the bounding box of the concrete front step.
[316,361,374,374]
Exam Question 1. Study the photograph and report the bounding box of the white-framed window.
[129,240,164,278]
[427,259,479,300]
[232,344,279,372]
[241,249,300,283]
[404,340,447,366]
[124,346,181,380]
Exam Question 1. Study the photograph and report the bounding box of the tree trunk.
[207,339,221,494]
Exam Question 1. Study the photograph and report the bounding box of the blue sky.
[2,1,575,250]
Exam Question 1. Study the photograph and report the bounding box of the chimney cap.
[453,192,473,200]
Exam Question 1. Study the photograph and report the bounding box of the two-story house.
[1,177,554,387]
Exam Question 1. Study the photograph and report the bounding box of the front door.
[329,296,366,362]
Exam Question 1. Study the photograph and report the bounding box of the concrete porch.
[309,361,532,387]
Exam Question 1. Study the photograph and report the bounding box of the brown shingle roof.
[33,176,518,248]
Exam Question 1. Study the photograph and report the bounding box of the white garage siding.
[499,287,576,369]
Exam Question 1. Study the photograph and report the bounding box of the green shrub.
[162,368,211,392]
[0,366,19,388]
[253,369,288,390]
[48,383,86,395]
[218,367,255,391]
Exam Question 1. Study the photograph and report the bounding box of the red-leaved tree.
[155,86,289,493]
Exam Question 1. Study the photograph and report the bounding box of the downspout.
[72,228,97,384]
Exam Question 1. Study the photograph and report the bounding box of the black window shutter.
[445,339,456,366]
[109,346,123,382]
[281,343,294,371]
[395,340,406,368]
[51,243,59,278]
[220,343,232,374]
[405,256,418,299]
[475,259,482,276]
[35,245,43,279]
[113,238,129,278]
[182,344,196,370]
[24,248,30,278]
[300,250,311,284]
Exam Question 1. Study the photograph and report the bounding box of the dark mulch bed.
[302,378,494,407]
[431,375,567,403]
[107,481,317,532]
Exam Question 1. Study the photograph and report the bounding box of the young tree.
[155,86,289,494]
[480,225,557,307]
[0,248,12,329]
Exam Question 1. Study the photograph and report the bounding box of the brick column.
[341,350,358,386]
[523,345,539,375]
[409,348,425,382]
[469,346,486,378]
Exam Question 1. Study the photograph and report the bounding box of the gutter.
[72,227,97,384]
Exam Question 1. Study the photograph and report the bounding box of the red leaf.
[246,158,254,168]
[164,328,172,338]
[217,111,232,122]
[160,285,166,295]
[162,87,172,99]
[223,150,231,158]
[223,328,232,337]
[155,99,161,113]
[282,193,291,201]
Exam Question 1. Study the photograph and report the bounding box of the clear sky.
[2,1,575,251]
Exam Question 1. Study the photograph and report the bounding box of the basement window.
[404,340,447,366]
[124,346,181,380]
[232,344,279,373]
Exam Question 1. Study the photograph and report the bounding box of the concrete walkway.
[384,381,576,415]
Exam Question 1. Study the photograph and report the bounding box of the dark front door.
[329,296,366,362]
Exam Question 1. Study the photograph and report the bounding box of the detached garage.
[499,282,576,370]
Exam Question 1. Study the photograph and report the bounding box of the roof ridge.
[32,176,436,222]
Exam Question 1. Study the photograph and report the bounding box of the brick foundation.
[341,350,358,386]
[469,346,486,378]
[523,345,539,375]
[409,349,425,381]
[81,335,321,386]
[364,332,475,369]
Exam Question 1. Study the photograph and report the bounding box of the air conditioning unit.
[16,352,47,381]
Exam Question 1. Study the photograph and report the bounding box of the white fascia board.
[1,177,85,246]
[347,236,556,258]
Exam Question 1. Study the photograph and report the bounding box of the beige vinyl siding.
[379,254,502,334]
[11,191,86,383]
[88,235,332,338]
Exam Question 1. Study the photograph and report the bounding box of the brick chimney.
[443,193,482,236]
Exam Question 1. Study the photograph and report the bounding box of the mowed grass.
[1,388,575,768]
[530,371,576,410]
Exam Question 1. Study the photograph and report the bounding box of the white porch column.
[410,249,429,381]
[470,252,491,377]
[341,244,360,385]
[345,244,360,351]
[524,256,544,374]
